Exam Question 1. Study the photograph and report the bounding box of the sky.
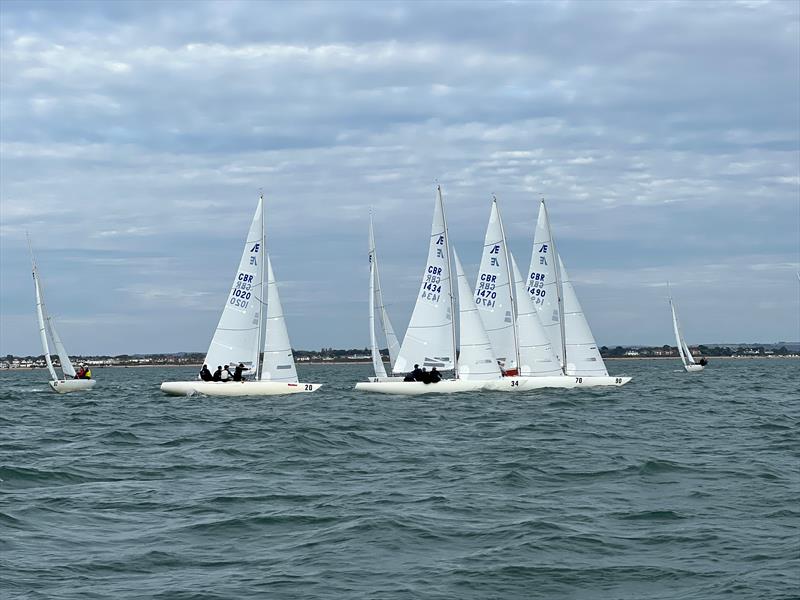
[1,0,798,356]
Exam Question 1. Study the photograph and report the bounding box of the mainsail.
[393,186,456,374]
[473,198,519,372]
[454,249,501,381]
[205,197,264,372]
[510,253,563,377]
[32,266,58,381]
[260,255,299,382]
[528,200,608,377]
[670,293,694,367]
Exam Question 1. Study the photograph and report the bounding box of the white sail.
[32,268,58,381]
[683,339,696,364]
[454,250,501,381]
[373,241,400,368]
[393,187,456,374]
[510,254,563,377]
[205,197,264,372]
[528,202,564,366]
[46,314,76,378]
[260,255,299,383]
[670,297,689,367]
[473,198,518,372]
[368,215,389,377]
[528,200,607,377]
[559,257,609,376]
[369,241,388,378]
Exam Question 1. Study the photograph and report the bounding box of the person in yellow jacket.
[74,364,92,379]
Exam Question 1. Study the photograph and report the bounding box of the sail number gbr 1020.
[420,265,443,302]
[230,272,254,310]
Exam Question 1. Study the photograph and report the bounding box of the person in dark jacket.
[199,364,213,381]
[233,363,249,381]
[429,367,442,383]
[212,366,222,381]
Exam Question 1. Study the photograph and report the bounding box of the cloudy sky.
[1,0,798,356]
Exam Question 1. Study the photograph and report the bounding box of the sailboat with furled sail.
[367,211,401,379]
[355,186,501,394]
[160,195,321,396]
[28,236,96,393]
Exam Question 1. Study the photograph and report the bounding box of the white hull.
[49,379,96,394]
[484,375,632,391]
[160,381,322,397]
[684,364,705,372]
[354,379,488,395]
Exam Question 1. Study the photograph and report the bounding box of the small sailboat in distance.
[28,236,96,394]
[160,195,321,396]
[668,285,706,372]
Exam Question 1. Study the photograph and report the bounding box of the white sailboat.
[355,186,499,394]
[498,199,631,389]
[161,195,321,396]
[367,212,401,380]
[29,238,96,394]
[669,287,705,372]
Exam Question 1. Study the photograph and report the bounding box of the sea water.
[1,359,797,599]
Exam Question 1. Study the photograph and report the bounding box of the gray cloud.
[1,0,798,355]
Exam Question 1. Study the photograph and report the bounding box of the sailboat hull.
[484,375,632,391]
[684,364,705,372]
[49,379,97,394]
[160,380,322,397]
[354,379,489,395]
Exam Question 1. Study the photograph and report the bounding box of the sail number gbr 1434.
[420,265,442,302]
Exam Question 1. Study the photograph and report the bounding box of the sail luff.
[260,255,299,383]
[369,215,388,378]
[254,194,267,379]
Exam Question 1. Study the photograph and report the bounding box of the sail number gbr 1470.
[230,272,254,310]
[420,265,442,302]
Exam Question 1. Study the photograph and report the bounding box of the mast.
[368,210,387,377]
[542,199,568,374]
[438,184,459,378]
[495,195,521,372]
[27,234,58,381]
[255,193,267,380]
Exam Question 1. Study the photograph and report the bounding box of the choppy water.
[1,359,798,599]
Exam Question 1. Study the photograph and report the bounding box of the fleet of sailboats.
[29,236,96,394]
[29,187,743,396]
[160,196,321,396]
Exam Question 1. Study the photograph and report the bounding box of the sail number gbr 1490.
[420,265,442,302]
[230,272,254,310]
[527,272,547,305]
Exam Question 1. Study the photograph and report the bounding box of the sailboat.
[367,212,402,380]
[355,186,501,394]
[491,199,630,389]
[29,237,96,394]
[160,195,321,396]
[669,287,705,372]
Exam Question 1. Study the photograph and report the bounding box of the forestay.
[260,255,298,383]
[473,199,518,372]
[454,250,501,381]
[393,187,455,374]
[510,254,562,377]
[205,198,264,372]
